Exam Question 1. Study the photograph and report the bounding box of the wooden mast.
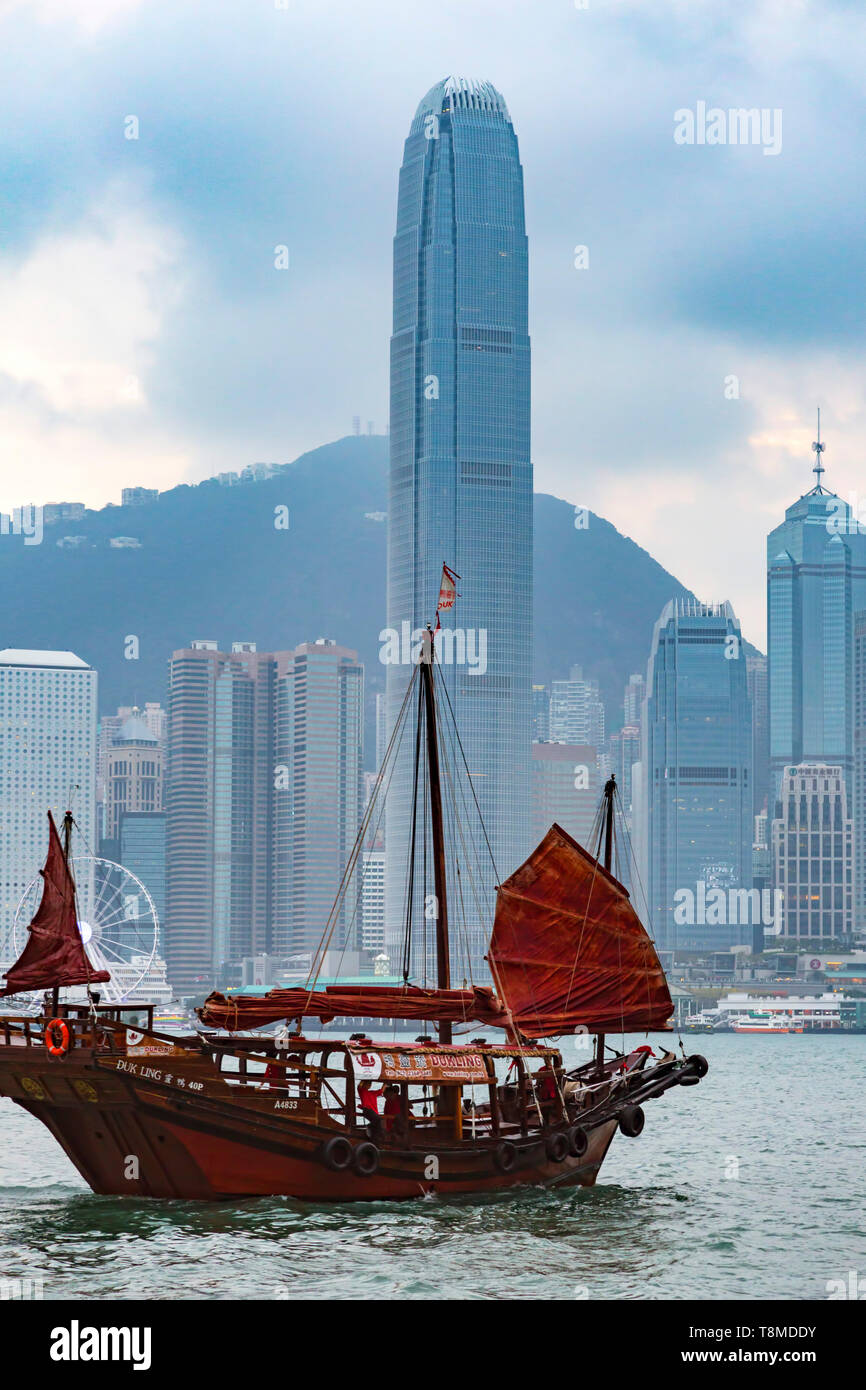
[420,629,451,1045]
[595,775,617,1074]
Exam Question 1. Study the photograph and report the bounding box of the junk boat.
[0,582,708,1201]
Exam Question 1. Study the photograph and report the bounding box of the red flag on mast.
[435,564,460,630]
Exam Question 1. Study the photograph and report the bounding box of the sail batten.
[0,812,110,998]
[488,823,672,1037]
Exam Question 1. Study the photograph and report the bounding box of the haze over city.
[2,0,865,645]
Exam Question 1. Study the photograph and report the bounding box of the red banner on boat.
[488,823,673,1037]
[348,1045,488,1085]
[0,813,110,998]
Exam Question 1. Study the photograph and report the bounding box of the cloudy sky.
[1,0,864,644]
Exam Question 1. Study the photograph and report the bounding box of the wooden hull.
[0,1046,618,1202]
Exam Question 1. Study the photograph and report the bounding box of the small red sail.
[0,813,110,998]
[198,984,510,1032]
[488,824,672,1037]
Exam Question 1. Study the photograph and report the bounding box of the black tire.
[685,1053,709,1078]
[353,1141,380,1176]
[568,1124,589,1158]
[493,1140,518,1174]
[322,1136,353,1172]
[618,1104,645,1138]
[545,1131,570,1163]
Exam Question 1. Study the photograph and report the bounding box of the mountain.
[0,435,701,746]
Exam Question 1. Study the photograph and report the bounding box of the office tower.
[746,654,769,817]
[771,765,853,940]
[97,702,165,839]
[361,848,386,956]
[623,673,645,728]
[531,684,550,742]
[119,810,167,937]
[386,76,532,981]
[375,692,388,775]
[165,641,280,989]
[0,649,97,965]
[531,744,600,857]
[639,601,754,952]
[854,613,866,930]
[281,639,364,959]
[609,724,641,821]
[549,666,605,748]
[767,425,866,804]
[104,715,163,841]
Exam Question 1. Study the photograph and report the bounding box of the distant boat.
[731,1013,803,1034]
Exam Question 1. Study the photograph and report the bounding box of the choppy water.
[1,1032,863,1300]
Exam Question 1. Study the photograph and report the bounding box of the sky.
[0,0,864,646]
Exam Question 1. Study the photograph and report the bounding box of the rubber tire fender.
[545,1131,570,1163]
[568,1124,589,1158]
[618,1104,645,1138]
[493,1140,518,1174]
[322,1136,353,1172]
[353,1141,380,1177]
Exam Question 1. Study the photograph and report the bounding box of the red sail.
[488,824,672,1037]
[198,984,510,1032]
[0,813,110,997]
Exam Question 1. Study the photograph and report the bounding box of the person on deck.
[358,1079,385,1140]
[383,1084,404,1138]
[534,1060,559,1119]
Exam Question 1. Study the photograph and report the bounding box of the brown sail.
[487,823,672,1038]
[198,983,510,1032]
[0,812,110,997]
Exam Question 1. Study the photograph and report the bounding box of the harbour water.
[1,1032,863,1301]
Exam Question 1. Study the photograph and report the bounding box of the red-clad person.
[358,1079,384,1140]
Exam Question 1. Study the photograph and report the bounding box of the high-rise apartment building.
[0,649,97,965]
[549,667,605,749]
[623,673,645,728]
[386,77,532,980]
[281,640,364,959]
[531,685,550,743]
[165,641,280,988]
[165,638,364,989]
[854,612,866,931]
[637,601,754,952]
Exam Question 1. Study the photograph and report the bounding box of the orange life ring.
[45,1018,70,1057]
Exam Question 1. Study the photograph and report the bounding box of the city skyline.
[3,1,866,649]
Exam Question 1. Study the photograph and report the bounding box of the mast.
[420,629,451,1045]
[597,775,617,1073]
[601,775,616,873]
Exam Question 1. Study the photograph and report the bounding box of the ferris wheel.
[13,854,159,1004]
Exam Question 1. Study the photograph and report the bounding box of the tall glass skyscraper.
[385,77,532,982]
[637,601,754,952]
[767,460,866,804]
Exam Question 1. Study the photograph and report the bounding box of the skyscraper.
[0,649,97,965]
[165,640,280,989]
[386,77,532,979]
[771,764,853,941]
[104,715,163,842]
[281,639,364,960]
[530,743,600,856]
[638,601,754,952]
[767,428,866,804]
[549,666,606,749]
